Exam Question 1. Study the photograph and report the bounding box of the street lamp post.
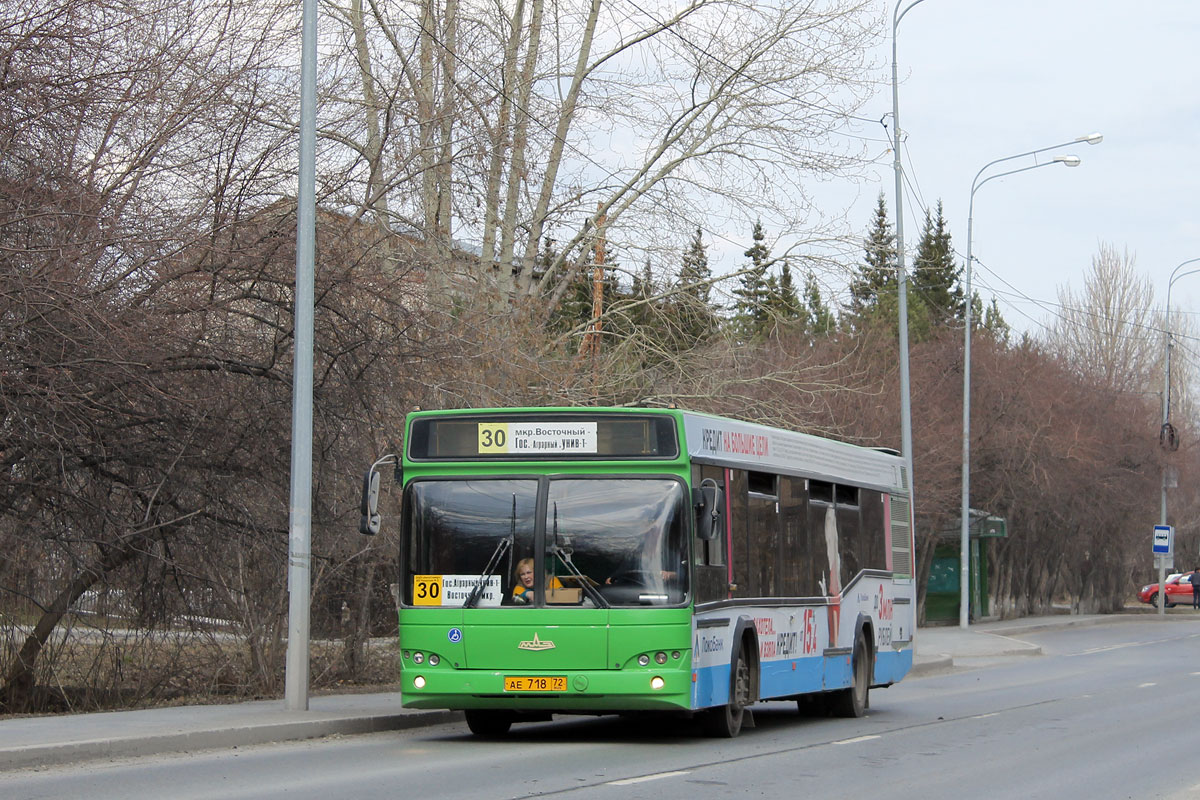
[959,134,1101,629]
[1158,258,1200,615]
[892,0,929,517]
[285,0,318,711]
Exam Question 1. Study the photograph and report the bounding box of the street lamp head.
[1054,155,1082,167]
[1076,132,1103,145]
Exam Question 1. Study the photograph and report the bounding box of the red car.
[1138,572,1199,607]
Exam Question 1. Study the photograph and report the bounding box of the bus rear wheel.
[705,640,751,737]
[464,709,513,736]
[831,630,869,718]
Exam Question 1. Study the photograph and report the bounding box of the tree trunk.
[2,541,138,711]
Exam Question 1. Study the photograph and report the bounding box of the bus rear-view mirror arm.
[694,479,722,541]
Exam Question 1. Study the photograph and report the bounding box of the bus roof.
[405,407,906,493]
[678,410,906,494]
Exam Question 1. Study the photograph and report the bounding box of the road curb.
[909,655,954,677]
[981,615,1142,638]
[0,709,464,771]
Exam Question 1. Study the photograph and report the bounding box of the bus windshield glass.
[402,478,687,607]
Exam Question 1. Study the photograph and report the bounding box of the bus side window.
[747,470,778,597]
[859,490,888,570]
[726,470,749,595]
[836,484,861,588]
[779,476,808,596]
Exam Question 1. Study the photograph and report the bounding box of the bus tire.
[831,629,869,718]
[705,639,751,737]
[464,709,513,736]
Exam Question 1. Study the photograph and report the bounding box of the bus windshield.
[402,477,688,607]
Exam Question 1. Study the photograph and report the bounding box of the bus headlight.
[413,652,425,664]
[637,654,650,667]
[650,677,665,690]
[654,652,667,665]
[413,675,426,689]
[428,653,440,666]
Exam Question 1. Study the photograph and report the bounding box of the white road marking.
[972,713,999,719]
[834,734,881,745]
[1138,682,1157,688]
[1068,631,1200,658]
[608,771,690,786]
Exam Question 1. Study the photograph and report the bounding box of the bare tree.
[330,0,882,315]
[1044,243,1160,395]
[0,0,443,710]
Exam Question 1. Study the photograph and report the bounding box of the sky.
[795,0,1200,338]
[446,0,1197,342]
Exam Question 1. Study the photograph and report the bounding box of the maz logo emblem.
[517,633,555,651]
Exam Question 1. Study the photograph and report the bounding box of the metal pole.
[286,0,318,711]
[892,0,927,530]
[960,202,974,629]
[1159,259,1200,616]
[1161,293,1170,616]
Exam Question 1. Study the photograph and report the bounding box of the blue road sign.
[1153,525,1174,555]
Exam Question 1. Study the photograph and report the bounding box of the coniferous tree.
[732,219,772,340]
[679,227,712,305]
[629,259,657,331]
[911,200,963,325]
[803,270,836,337]
[846,193,897,330]
[674,227,718,343]
[982,297,1011,343]
[772,261,803,321]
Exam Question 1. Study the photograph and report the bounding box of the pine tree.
[732,220,772,340]
[803,270,835,337]
[673,228,718,344]
[982,297,1011,343]
[678,227,712,305]
[773,261,803,320]
[846,193,897,330]
[628,259,656,329]
[911,200,963,324]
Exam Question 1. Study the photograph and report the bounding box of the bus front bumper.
[400,667,693,712]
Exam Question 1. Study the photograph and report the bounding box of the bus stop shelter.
[924,510,1007,624]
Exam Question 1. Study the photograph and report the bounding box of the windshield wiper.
[463,533,512,609]
[548,504,609,609]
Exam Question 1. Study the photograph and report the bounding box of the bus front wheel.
[831,630,869,718]
[464,709,513,736]
[705,640,751,737]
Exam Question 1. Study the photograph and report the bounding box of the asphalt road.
[4,618,1198,800]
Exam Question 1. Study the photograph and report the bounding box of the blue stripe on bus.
[692,649,913,710]
[873,648,913,684]
[760,658,824,698]
[692,663,731,708]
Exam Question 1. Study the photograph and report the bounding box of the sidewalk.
[909,612,1117,676]
[0,613,1139,770]
[0,692,461,771]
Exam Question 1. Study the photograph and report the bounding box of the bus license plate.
[504,676,566,692]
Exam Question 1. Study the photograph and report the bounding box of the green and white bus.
[360,407,915,737]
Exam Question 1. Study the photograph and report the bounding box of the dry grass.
[0,613,400,716]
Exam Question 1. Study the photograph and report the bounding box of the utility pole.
[577,204,606,399]
[285,0,317,711]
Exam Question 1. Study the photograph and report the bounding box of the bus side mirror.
[693,479,722,541]
[359,454,400,535]
[360,467,382,535]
